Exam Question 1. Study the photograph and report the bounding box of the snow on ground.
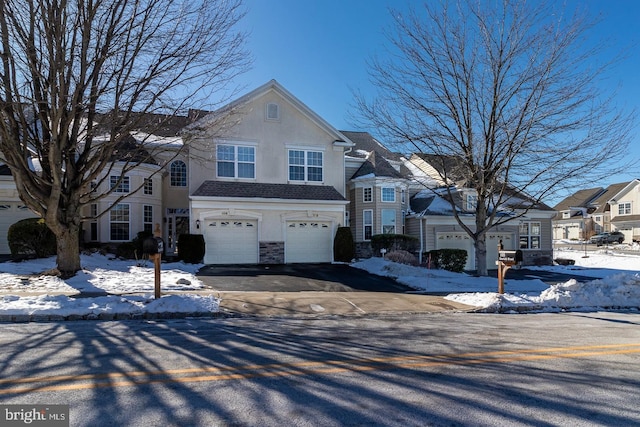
[0,253,218,317]
[352,247,640,313]
[0,245,639,317]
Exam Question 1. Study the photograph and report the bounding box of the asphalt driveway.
[196,263,413,293]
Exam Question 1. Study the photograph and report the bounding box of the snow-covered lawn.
[0,253,218,318]
[0,246,639,318]
[352,247,640,313]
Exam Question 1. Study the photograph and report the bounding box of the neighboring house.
[186,80,352,264]
[343,131,410,258]
[553,181,640,243]
[552,187,605,240]
[404,154,556,270]
[608,179,640,243]
[0,164,39,254]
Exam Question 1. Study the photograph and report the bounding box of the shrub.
[386,250,418,266]
[8,218,57,259]
[333,227,355,262]
[370,234,419,255]
[177,234,205,263]
[426,249,468,273]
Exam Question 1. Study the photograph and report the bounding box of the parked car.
[589,231,625,245]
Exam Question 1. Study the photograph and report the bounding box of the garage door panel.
[436,233,474,270]
[203,220,257,264]
[286,221,332,263]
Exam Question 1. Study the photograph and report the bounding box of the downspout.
[419,216,424,264]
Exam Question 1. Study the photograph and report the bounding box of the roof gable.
[351,151,404,180]
[185,80,354,146]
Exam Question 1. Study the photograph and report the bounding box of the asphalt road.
[1,312,639,426]
[196,263,414,292]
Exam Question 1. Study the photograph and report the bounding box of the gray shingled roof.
[192,181,346,201]
[591,182,630,214]
[552,187,604,220]
[351,151,404,180]
[340,131,403,161]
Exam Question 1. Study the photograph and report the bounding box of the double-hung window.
[217,144,255,179]
[144,178,153,195]
[110,203,130,241]
[110,175,129,193]
[382,209,396,234]
[289,150,323,182]
[363,209,373,241]
[143,205,153,234]
[618,202,632,215]
[519,221,541,249]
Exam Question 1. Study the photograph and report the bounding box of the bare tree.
[356,0,633,275]
[0,0,249,276]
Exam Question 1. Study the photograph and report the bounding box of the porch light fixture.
[196,219,200,229]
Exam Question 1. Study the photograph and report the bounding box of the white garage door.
[203,220,258,264]
[0,203,39,254]
[436,232,474,270]
[286,221,332,263]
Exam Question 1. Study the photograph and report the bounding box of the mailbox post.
[143,236,164,299]
[496,240,521,294]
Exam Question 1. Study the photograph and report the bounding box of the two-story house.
[404,154,556,270]
[552,187,605,240]
[185,80,352,264]
[553,181,640,243]
[343,131,410,258]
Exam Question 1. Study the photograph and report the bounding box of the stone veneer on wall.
[260,241,284,264]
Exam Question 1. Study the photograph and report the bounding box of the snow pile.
[0,253,217,318]
[353,251,640,313]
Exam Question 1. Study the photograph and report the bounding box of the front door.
[166,209,190,255]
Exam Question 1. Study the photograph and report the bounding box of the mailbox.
[143,237,164,255]
[498,250,517,263]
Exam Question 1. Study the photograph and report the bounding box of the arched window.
[170,160,187,187]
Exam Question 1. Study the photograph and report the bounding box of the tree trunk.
[475,234,488,276]
[55,226,81,278]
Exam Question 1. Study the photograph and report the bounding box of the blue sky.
[233,0,640,194]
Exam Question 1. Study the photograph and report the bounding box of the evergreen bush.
[426,249,468,273]
[333,226,355,262]
[177,234,205,263]
[8,218,56,259]
[371,234,419,255]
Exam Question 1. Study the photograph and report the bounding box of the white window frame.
[519,221,541,249]
[143,205,153,234]
[109,203,130,241]
[217,144,256,179]
[381,187,395,203]
[363,187,373,203]
[562,211,570,219]
[110,175,130,193]
[618,202,632,215]
[170,160,187,187]
[288,149,323,182]
[467,194,477,211]
[144,178,153,195]
[363,209,373,241]
[266,103,280,121]
[381,209,396,234]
